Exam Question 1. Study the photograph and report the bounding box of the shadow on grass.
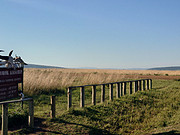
[51,118,114,135]
[11,127,65,135]
[9,117,65,135]
[152,130,180,135]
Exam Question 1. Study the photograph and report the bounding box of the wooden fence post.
[92,85,96,105]
[138,80,142,91]
[101,84,105,103]
[150,79,152,89]
[136,81,139,92]
[1,103,8,135]
[120,82,123,96]
[143,80,146,90]
[134,81,136,93]
[133,81,136,93]
[123,82,127,95]
[109,83,113,101]
[50,96,56,118]
[129,81,132,94]
[146,79,149,90]
[67,87,72,110]
[80,86,85,108]
[28,99,34,128]
[116,83,120,98]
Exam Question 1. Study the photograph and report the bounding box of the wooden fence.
[67,79,152,110]
[0,98,34,135]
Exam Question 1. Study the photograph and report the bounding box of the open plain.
[24,68,180,95]
[4,68,180,134]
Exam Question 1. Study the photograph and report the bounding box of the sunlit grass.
[24,68,180,95]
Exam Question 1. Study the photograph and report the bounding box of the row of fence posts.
[49,79,152,118]
[67,79,152,110]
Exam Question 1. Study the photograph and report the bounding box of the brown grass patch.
[24,68,180,95]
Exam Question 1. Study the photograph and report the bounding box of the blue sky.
[1,0,180,69]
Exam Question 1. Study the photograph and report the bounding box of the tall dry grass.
[24,68,180,95]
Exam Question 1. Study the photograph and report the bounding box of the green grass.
[46,80,180,135]
[4,79,180,134]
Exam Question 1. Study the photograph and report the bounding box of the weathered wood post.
[146,79,149,90]
[133,81,136,93]
[129,81,133,94]
[136,81,139,92]
[67,87,72,110]
[133,81,135,93]
[28,99,34,128]
[109,83,113,101]
[138,80,142,91]
[120,82,123,96]
[92,85,96,105]
[134,81,137,93]
[80,86,85,108]
[2,103,8,135]
[101,84,105,103]
[116,83,120,98]
[142,80,146,90]
[123,82,127,95]
[150,79,152,89]
[50,96,56,118]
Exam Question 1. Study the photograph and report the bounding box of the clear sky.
[1,0,180,69]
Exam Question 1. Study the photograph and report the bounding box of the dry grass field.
[24,68,180,95]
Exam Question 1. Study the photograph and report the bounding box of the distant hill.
[25,64,64,69]
[148,66,180,70]
[24,64,180,70]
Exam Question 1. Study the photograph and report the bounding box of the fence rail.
[67,79,152,110]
